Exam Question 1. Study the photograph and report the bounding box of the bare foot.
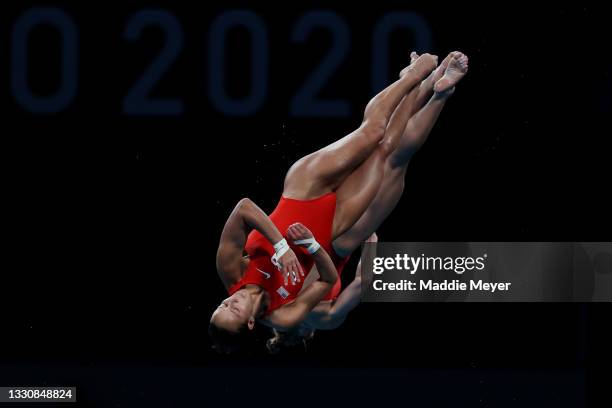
[400,52,438,78]
[403,51,453,93]
[430,52,455,85]
[433,51,469,93]
[399,52,419,77]
[399,51,421,76]
[410,51,419,64]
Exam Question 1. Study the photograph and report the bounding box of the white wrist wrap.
[271,238,290,270]
[294,238,321,255]
[273,238,290,256]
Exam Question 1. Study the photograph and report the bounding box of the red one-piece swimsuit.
[228,192,350,315]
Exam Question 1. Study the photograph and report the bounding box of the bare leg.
[282,54,438,200]
[329,53,453,238]
[382,51,453,161]
[333,52,469,254]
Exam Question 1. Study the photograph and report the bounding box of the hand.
[279,248,304,286]
[286,222,314,246]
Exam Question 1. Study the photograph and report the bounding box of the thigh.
[283,122,386,199]
[333,163,407,255]
[331,147,389,240]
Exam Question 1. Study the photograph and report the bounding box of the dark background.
[1,1,610,407]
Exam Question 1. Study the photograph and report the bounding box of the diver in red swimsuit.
[263,51,470,352]
[211,51,469,353]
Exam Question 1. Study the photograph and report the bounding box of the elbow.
[237,197,253,208]
[236,197,254,214]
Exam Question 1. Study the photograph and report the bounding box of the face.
[210,290,255,333]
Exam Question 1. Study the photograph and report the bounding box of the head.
[209,290,258,353]
[266,326,316,354]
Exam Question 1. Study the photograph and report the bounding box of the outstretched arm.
[268,224,338,329]
[216,198,303,288]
